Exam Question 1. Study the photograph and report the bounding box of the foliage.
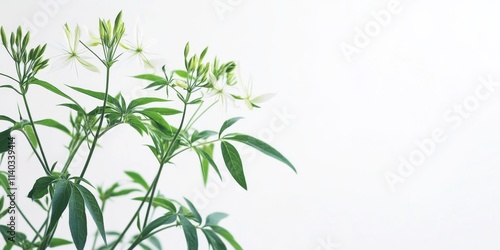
[0,12,295,249]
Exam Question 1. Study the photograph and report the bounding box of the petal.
[75,56,100,72]
[251,93,275,104]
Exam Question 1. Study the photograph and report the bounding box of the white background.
[2,0,500,249]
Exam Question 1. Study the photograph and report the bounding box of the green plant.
[0,12,295,250]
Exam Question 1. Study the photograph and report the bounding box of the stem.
[128,224,177,250]
[185,100,217,131]
[109,178,155,250]
[17,205,42,239]
[78,66,111,181]
[30,217,48,244]
[0,72,19,83]
[21,90,50,175]
[143,93,191,228]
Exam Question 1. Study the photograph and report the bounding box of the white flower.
[235,66,274,110]
[206,72,236,110]
[51,24,99,73]
[121,19,157,69]
[173,79,188,89]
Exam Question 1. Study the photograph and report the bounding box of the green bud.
[9,32,14,47]
[184,42,190,58]
[200,46,208,61]
[225,61,236,73]
[16,26,22,46]
[0,27,7,46]
[21,32,30,50]
[113,11,123,35]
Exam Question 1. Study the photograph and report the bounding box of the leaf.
[132,197,176,212]
[141,108,181,116]
[68,86,119,106]
[110,188,139,197]
[221,142,246,190]
[218,117,243,138]
[49,238,73,247]
[133,74,165,82]
[141,213,176,237]
[29,78,75,102]
[69,185,87,250]
[0,172,9,192]
[147,235,162,250]
[128,97,169,111]
[191,130,217,143]
[0,129,11,154]
[125,171,149,190]
[210,225,243,250]
[75,184,107,244]
[34,119,71,135]
[140,110,170,130]
[58,103,86,115]
[202,229,227,250]
[205,212,228,227]
[194,148,209,185]
[127,115,148,135]
[179,215,198,250]
[174,70,188,78]
[198,146,222,181]
[23,125,37,149]
[0,115,15,124]
[47,180,72,236]
[183,198,202,224]
[0,85,21,95]
[27,176,55,200]
[224,133,296,173]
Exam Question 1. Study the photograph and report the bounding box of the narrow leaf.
[69,185,87,250]
[205,212,228,227]
[202,229,227,250]
[221,142,246,190]
[141,108,181,116]
[133,74,165,82]
[68,86,118,106]
[34,119,71,135]
[29,78,75,102]
[142,213,176,237]
[179,215,198,250]
[49,238,73,247]
[47,180,72,235]
[75,184,107,244]
[183,198,201,224]
[210,225,243,250]
[218,117,243,138]
[224,133,296,172]
[124,171,149,190]
[198,146,222,181]
[27,176,55,200]
[128,97,169,111]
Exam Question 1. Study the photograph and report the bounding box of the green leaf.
[132,197,176,212]
[205,212,228,227]
[210,225,243,250]
[0,115,15,124]
[140,110,170,130]
[49,238,73,247]
[69,185,87,250]
[147,235,162,250]
[174,70,188,78]
[125,171,149,190]
[0,225,29,247]
[23,124,37,149]
[34,119,71,135]
[110,188,139,197]
[141,213,176,237]
[0,172,9,192]
[29,78,75,102]
[194,148,209,185]
[128,97,169,111]
[68,86,119,106]
[218,117,243,138]
[141,107,181,116]
[133,74,165,82]
[127,115,148,135]
[221,142,246,190]
[179,215,198,250]
[202,229,227,250]
[197,146,222,181]
[224,133,296,173]
[47,180,72,236]
[0,129,11,154]
[191,130,217,143]
[27,176,55,200]
[184,198,201,224]
[58,103,86,115]
[75,184,107,244]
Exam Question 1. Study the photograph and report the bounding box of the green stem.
[143,92,191,228]
[78,66,111,181]
[0,72,19,83]
[185,100,217,131]
[109,177,156,250]
[30,217,48,244]
[21,90,50,175]
[17,205,42,239]
[128,224,177,250]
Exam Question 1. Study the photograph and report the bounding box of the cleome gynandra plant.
[0,12,295,250]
